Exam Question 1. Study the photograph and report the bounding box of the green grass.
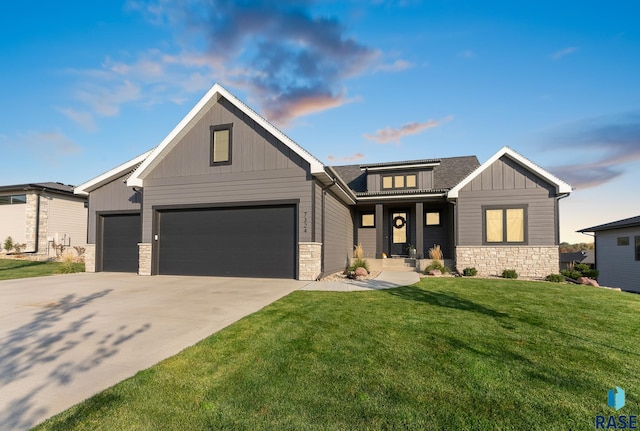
[35,278,640,431]
[0,258,84,280]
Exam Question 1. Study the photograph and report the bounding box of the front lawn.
[0,258,84,280]
[35,278,640,431]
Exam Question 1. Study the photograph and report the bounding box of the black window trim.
[617,236,630,246]
[635,236,640,261]
[482,204,528,245]
[210,123,233,166]
[0,194,27,205]
[381,173,419,190]
[360,212,375,228]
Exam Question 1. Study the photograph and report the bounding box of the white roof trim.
[127,83,325,187]
[447,146,572,199]
[74,150,153,196]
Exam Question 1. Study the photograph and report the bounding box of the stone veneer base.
[138,243,152,275]
[299,242,322,281]
[84,244,96,272]
[455,246,559,278]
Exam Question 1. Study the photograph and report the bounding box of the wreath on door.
[393,215,406,229]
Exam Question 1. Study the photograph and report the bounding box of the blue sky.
[1,1,639,243]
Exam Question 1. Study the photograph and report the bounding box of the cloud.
[56,107,97,132]
[363,116,452,144]
[551,47,578,60]
[130,0,378,125]
[327,153,365,162]
[546,112,640,189]
[374,59,412,73]
[1,131,82,158]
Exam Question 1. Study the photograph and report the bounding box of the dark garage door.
[158,205,296,278]
[101,213,141,272]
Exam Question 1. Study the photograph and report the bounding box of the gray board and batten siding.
[457,156,558,246]
[142,96,314,245]
[322,189,354,275]
[87,173,142,244]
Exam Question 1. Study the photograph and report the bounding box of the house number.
[303,211,308,233]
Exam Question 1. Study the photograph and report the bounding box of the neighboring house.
[0,182,87,257]
[560,250,595,270]
[75,83,572,280]
[578,216,640,293]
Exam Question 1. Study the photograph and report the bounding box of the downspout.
[33,193,41,254]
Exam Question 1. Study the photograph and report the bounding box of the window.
[483,206,527,244]
[636,237,640,261]
[0,194,26,205]
[618,237,630,246]
[210,124,232,165]
[361,213,375,228]
[381,174,418,190]
[425,211,441,226]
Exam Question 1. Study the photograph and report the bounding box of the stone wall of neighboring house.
[455,246,559,278]
[299,242,322,280]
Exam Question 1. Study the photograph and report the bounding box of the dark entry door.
[101,213,141,272]
[390,210,409,256]
[157,205,296,278]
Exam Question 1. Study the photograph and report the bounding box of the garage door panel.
[102,214,140,272]
[158,205,296,278]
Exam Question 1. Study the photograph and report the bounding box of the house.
[578,216,640,292]
[560,250,595,270]
[75,83,572,280]
[0,182,87,257]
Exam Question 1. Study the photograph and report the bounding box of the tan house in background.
[0,183,87,258]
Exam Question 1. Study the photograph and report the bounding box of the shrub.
[58,252,84,274]
[502,269,518,279]
[561,265,599,280]
[348,258,369,274]
[4,236,14,253]
[12,243,26,256]
[560,269,581,280]
[545,273,565,283]
[424,260,449,274]
[353,243,364,260]
[428,245,443,261]
[462,267,478,277]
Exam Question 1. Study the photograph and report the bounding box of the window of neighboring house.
[361,213,375,228]
[0,194,26,205]
[635,236,640,261]
[618,237,630,246]
[425,211,441,226]
[381,174,418,190]
[210,124,232,165]
[483,206,527,244]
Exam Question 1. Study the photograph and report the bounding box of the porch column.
[415,202,424,258]
[375,203,384,258]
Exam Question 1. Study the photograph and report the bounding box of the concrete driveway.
[0,272,307,431]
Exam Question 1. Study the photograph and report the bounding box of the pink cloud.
[364,116,452,144]
[327,153,365,162]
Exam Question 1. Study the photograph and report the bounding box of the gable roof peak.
[447,146,572,198]
[126,83,324,187]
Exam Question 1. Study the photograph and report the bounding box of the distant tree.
[559,242,594,253]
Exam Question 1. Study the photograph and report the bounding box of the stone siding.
[24,193,39,253]
[84,244,96,272]
[455,246,559,278]
[299,242,322,281]
[138,243,152,275]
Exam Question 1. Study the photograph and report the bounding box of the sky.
[1,0,639,243]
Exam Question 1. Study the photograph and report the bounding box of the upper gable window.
[210,124,233,166]
[382,174,418,190]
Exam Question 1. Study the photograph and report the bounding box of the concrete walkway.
[300,271,420,291]
[0,273,306,431]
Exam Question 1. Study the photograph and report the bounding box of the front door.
[390,210,409,256]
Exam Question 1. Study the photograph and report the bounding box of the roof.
[578,215,640,233]
[560,250,595,264]
[127,83,324,187]
[331,155,479,194]
[0,182,77,195]
[74,150,153,196]
[447,146,573,198]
